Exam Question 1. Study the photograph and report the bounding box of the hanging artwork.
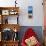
[2,10,9,15]
[28,6,33,18]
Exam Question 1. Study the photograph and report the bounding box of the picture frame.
[28,6,33,18]
[2,10,9,15]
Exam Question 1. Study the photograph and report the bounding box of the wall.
[0,0,44,26]
[18,0,44,26]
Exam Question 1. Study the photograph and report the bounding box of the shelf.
[1,15,18,24]
[0,7,19,13]
[0,7,20,46]
[2,40,19,43]
[0,7,19,16]
[2,40,19,46]
[0,24,20,32]
[0,7,19,24]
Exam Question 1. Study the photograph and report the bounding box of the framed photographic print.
[28,6,33,18]
[2,10,9,15]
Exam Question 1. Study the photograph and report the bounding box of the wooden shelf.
[0,7,20,46]
[1,40,19,46]
[0,7,19,12]
[0,24,20,32]
[0,7,19,24]
[2,40,19,42]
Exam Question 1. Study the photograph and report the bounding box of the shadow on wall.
[18,26,43,44]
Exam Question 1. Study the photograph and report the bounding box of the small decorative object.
[13,32,18,41]
[13,28,18,41]
[9,10,17,15]
[15,0,17,7]
[5,18,8,24]
[28,6,33,18]
[2,28,13,41]
[14,32,18,40]
[2,10,9,15]
[14,28,17,32]
[10,11,14,15]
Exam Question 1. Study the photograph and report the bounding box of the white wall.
[18,0,44,26]
[0,0,44,26]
